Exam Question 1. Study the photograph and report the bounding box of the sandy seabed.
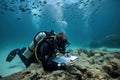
[0,48,120,80]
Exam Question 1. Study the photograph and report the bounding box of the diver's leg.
[17,52,27,66]
[18,53,30,68]
[17,47,31,67]
[23,58,32,68]
[24,55,38,68]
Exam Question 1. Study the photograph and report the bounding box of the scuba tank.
[23,32,46,58]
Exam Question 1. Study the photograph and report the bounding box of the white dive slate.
[52,55,78,64]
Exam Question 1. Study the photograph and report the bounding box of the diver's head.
[56,32,70,52]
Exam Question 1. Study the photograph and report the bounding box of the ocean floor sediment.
[0,48,120,80]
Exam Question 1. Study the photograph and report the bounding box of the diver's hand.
[64,52,72,57]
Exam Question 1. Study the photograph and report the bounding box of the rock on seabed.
[0,48,120,80]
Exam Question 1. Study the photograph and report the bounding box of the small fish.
[33,13,37,16]
[38,15,42,17]
[20,0,25,2]
[19,6,26,12]
[33,3,35,5]
[39,9,42,11]
[43,1,47,4]
[87,0,89,2]
[39,1,42,4]
[52,21,56,23]
[26,8,30,11]
[3,3,8,7]
[17,17,21,20]
[21,9,26,12]
[90,1,94,4]
[36,5,40,8]
[32,7,37,9]
[91,3,95,7]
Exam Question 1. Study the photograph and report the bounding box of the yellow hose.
[34,36,55,63]
[34,38,43,63]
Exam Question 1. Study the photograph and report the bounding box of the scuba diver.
[6,30,70,71]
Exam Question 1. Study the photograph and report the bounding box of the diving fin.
[6,49,20,62]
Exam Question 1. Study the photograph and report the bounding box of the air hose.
[34,38,43,63]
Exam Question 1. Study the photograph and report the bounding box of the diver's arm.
[40,42,66,71]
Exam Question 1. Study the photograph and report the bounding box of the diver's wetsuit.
[17,41,65,71]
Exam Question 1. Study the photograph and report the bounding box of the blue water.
[0,0,120,77]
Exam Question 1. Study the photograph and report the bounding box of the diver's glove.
[57,47,66,54]
[57,63,66,70]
